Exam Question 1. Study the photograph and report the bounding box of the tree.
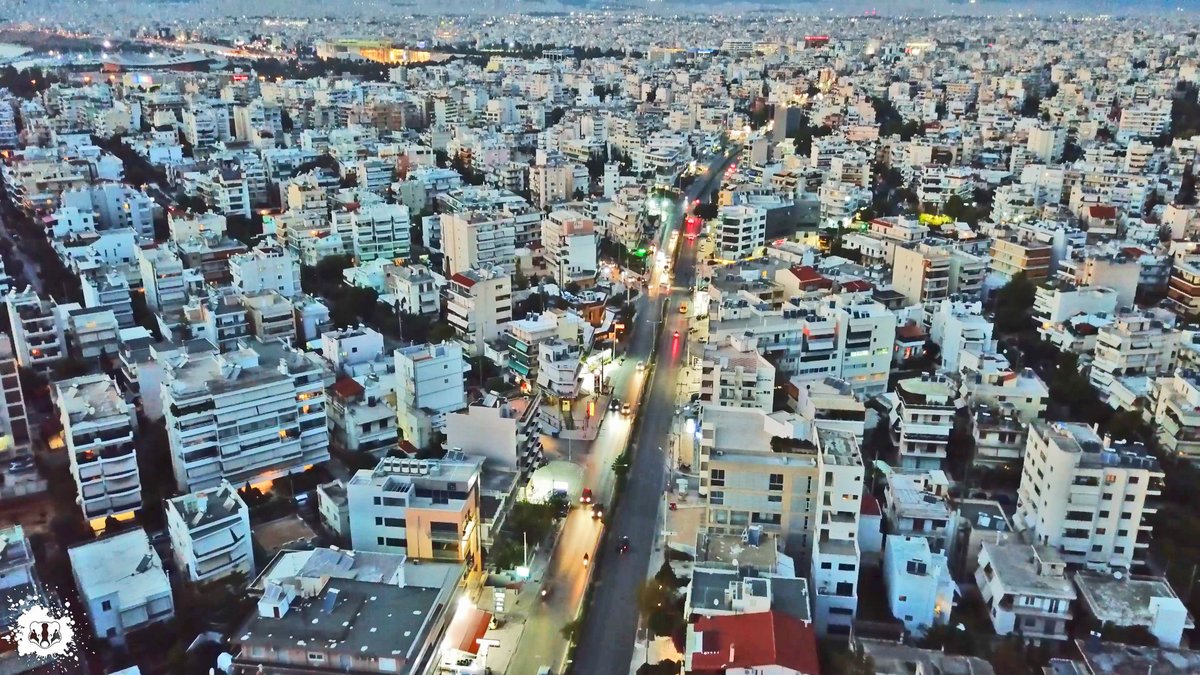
[694,202,718,220]
[429,320,456,343]
[1178,163,1197,206]
[993,272,1036,334]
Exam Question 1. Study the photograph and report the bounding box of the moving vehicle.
[673,330,679,339]
[540,585,552,600]
[680,303,688,314]
[581,488,594,504]
[609,398,620,411]
[583,553,590,567]
[636,360,645,372]
[591,503,604,520]
[618,536,631,554]
[621,402,631,415]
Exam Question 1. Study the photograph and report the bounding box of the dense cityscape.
[0,2,1195,674]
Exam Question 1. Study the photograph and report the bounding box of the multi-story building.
[346,202,412,263]
[136,245,188,312]
[445,393,543,476]
[81,270,133,328]
[715,205,766,262]
[893,375,956,470]
[698,335,775,409]
[1150,369,1200,461]
[989,237,1053,284]
[0,335,29,457]
[4,288,67,370]
[441,211,517,276]
[165,480,253,583]
[394,342,467,448]
[1167,254,1200,320]
[1014,421,1163,570]
[386,263,440,317]
[1089,311,1180,409]
[536,338,582,399]
[446,265,511,355]
[54,374,141,530]
[1116,99,1172,143]
[346,453,483,569]
[891,243,951,307]
[229,242,302,298]
[810,428,865,637]
[883,469,954,553]
[975,541,1076,642]
[68,528,174,644]
[161,344,330,493]
[1033,282,1120,327]
[929,299,995,373]
[328,375,398,458]
[541,209,598,286]
[883,534,956,638]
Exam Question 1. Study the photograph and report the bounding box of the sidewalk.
[540,392,611,441]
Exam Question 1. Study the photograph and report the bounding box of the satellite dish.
[1114,571,1124,580]
[217,653,234,673]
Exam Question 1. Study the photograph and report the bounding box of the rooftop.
[859,638,996,675]
[689,611,819,674]
[67,529,170,607]
[980,541,1076,600]
[1075,640,1200,675]
[1035,421,1162,472]
[54,374,130,424]
[167,481,245,531]
[1074,573,1194,630]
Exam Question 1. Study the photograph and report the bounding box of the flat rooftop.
[167,482,245,530]
[1076,640,1200,675]
[697,530,780,570]
[67,529,170,607]
[1074,573,1194,630]
[981,542,1076,600]
[859,638,996,675]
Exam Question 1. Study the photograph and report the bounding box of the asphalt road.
[569,149,734,675]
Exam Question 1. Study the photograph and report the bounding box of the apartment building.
[883,535,956,638]
[0,335,29,456]
[68,529,174,644]
[529,161,576,209]
[165,480,253,583]
[54,374,141,530]
[328,375,398,458]
[536,339,582,399]
[446,267,512,357]
[394,342,467,448]
[445,393,543,475]
[883,469,954,553]
[1015,421,1163,570]
[242,291,297,345]
[346,202,412,263]
[1150,369,1200,460]
[541,209,599,286]
[441,211,517,276]
[929,299,995,373]
[893,375,956,470]
[891,244,951,307]
[1116,99,1172,144]
[1089,311,1180,409]
[1167,254,1200,320]
[989,237,1053,284]
[788,377,867,443]
[699,335,775,409]
[1033,282,1119,327]
[4,288,67,370]
[81,270,134,328]
[161,344,330,493]
[810,428,865,637]
[975,542,1076,642]
[229,242,302,298]
[386,263,440,317]
[715,205,767,262]
[346,453,483,570]
[184,167,252,218]
[137,245,188,312]
[65,306,121,362]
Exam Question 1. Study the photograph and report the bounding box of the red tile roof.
[897,322,927,340]
[1121,246,1148,257]
[789,266,833,288]
[1088,205,1118,219]
[860,495,882,517]
[330,376,365,400]
[841,279,873,293]
[689,611,820,675]
[398,440,419,457]
[451,272,477,288]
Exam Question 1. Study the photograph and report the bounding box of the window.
[101,600,111,611]
[838,563,856,572]
[307,653,326,663]
[898,595,907,602]
[711,469,725,487]
[376,517,384,526]
[768,495,782,503]
[374,497,382,506]
[820,562,832,570]
[710,491,724,505]
[384,517,406,527]
[1092,545,1103,552]
[384,537,406,548]
[768,473,784,491]
[377,537,385,545]
[1124,495,1136,502]
[1115,546,1125,554]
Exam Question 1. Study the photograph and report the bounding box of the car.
[621,402,631,415]
[618,536,631,554]
[610,398,620,411]
[580,488,594,504]
[673,330,679,338]
[7,459,34,474]
[680,303,688,314]
[636,361,645,372]
[591,503,604,520]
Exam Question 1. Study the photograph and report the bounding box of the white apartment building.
[441,211,517,276]
[891,244,951,307]
[893,375,956,470]
[883,535,956,638]
[68,529,174,644]
[541,210,599,286]
[184,167,251,218]
[165,480,253,583]
[394,342,468,448]
[446,267,512,357]
[929,299,995,373]
[715,205,766,262]
[1116,99,1172,144]
[1028,125,1067,164]
[1150,369,1200,461]
[445,393,543,475]
[529,161,576,209]
[699,335,775,409]
[60,184,156,240]
[54,374,141,529]
[1032,283,1119,327]
[4,288,67,370]
[810,428,865,637]
[789,376,867,443]
[817,181,871,222]
[81,270,133,328]
[182,103,232,149]
[0,335,29,456]
[346,453,483,570]
[346,202,411,263]
[229,242,302,298]
[1015,421,1163,570]
[1089,311,1180,409]
[536,339,582,399]
[137,245,188,312]
[975,542,1076,642]
[386,263,441,317]
[161,344,330,493]
[917,167,973,211]
[883,469,954,553]
[328,373,398,458]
